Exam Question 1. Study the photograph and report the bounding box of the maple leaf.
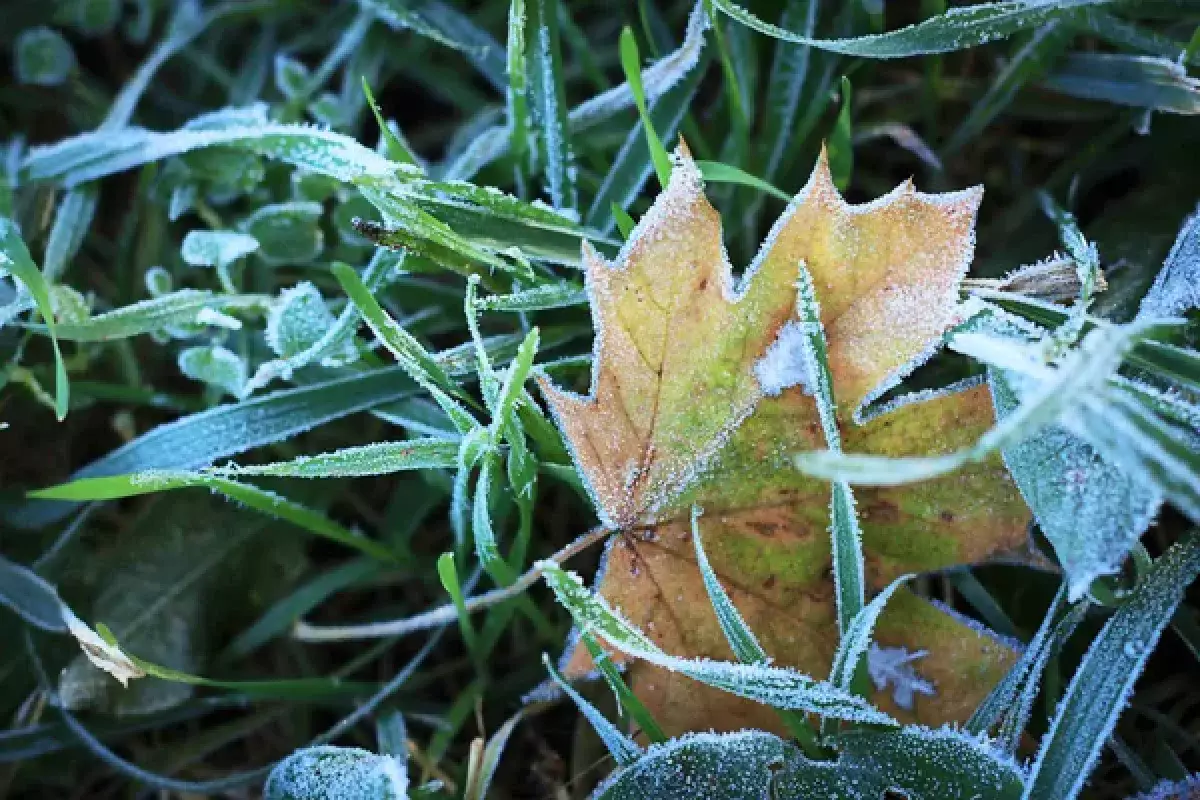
[537,146,1032,737]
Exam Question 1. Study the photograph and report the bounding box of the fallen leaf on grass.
[538,145,1031,736]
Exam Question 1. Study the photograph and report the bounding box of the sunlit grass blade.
[696,160,790,201]
[619,27,672,190]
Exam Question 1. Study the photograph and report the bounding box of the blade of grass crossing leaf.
[1,219,68,419]
[713,0,1116,58]
[612,206,636,238]
[542,654,642,765]
[29,471,396,562]
[619,27,672,190]
[827,76,853,191]
[538,562,895,725]
[1024,529,1200,800]
[526,0,574,210]
[795,266,865,634]
[829,574,912,692]
[691,508,822,754]
[579,631,667,743]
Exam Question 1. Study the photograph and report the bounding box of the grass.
[1,0,1199,797]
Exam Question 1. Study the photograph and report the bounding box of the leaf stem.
[292,526,610,642]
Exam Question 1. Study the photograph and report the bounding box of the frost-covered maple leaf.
[538,146,1031,736]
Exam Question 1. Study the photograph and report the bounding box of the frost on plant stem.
[866,642,937,710]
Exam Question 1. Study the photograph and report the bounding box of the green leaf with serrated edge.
[1,218,68,419]
[6,365,419,529]
[212,439,459,478]
[265,746,407,800]
[1024,529,1200,800]
[542,654,642,766]
[28,471,396,562]
[714,0,1115,58]
[539,563,894,725]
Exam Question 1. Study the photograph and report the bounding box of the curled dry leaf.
[538,146,1031,736]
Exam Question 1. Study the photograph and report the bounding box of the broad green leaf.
[592,731,787,799]
[180,230,259,270]
[992,366,1160,600]
[541,148,1026,734]
[240,201,324,265]
[14,27,75,86]
[714,0,1114,58]
[265,282,345,360]
[1024,529,1200,800]
[265,746,407,800]
[177,345,248,398]
[1041,53,1200,114]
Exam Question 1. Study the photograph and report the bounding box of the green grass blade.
[541,654,642,766]
[526,0,574,210]
[714,0,1115,58]
[1024,529,1200,800]
[214,439,461,478]
[28,472,396,562]
[1,218,68,420]
[1041,53,1200,114]
[0,554,68,633]
[619,27,672,190]
[696,160,791,201]
[5,366,417,528]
